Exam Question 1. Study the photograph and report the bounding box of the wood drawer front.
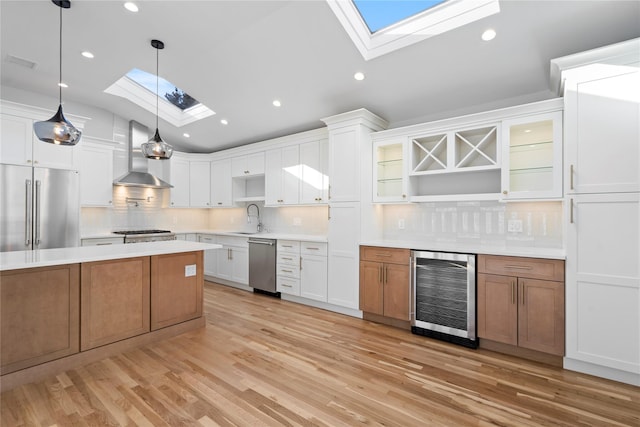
[360,246,410,265]
[301,241,327,256]
[478,255,564,282]
[278,240,300,253]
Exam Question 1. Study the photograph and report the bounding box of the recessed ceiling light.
[124,2,138,12]
[354,72,365,81]
[183,133,190,138]
[481,29,496,41]
[272,99,281,107]
[58,82,68,88]
[220,119,228,125]
[81,51,94,59]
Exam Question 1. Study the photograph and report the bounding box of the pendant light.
[33,0,81,146]
[140,39,173,160]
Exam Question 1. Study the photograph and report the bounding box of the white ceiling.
[1,1,639,153]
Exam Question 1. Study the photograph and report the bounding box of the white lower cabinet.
[566,193,640,382]
[215,236,248,285]
[80,237,124,246]
[277,240,328,301]
[300,247,328,302]
[327,202,361,309]
[277,240,300,296]
[197,234,218,277]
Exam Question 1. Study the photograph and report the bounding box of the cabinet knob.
[109,200,112,204]
[34,160,39,164]
[218,202,223,205]
[26,160,32,163]
[502,190,508,195]
[402,194,406,198]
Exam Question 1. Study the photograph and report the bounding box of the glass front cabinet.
[373,138,408,203]
[501,111,563,200]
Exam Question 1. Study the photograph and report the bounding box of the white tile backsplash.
[382,201,563,250]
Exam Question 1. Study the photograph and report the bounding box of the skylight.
[353,0,447,33]
[126,68,199,111]
[327,0,500,60]
[104,68,215,127]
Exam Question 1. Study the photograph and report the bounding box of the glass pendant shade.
[34,0,81,146]
[141,128,173,159]
[34,104,82,145]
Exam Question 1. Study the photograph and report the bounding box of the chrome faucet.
[246,203,263,232]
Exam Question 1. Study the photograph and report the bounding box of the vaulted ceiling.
[1,1,639,152]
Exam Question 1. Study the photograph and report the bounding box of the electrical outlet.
[398,219,405,229]
[185,264,196,277]
[507,219,523,233]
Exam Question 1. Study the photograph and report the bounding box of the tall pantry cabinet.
[322,110,388,311]
[561,44,640,386]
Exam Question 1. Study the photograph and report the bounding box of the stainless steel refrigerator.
[1,164,79,252]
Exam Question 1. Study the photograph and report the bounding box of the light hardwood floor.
[2,282,639,426]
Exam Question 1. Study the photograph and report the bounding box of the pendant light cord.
[58,4,63,104]
[155,45,159,130]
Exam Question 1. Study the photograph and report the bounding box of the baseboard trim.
[564,357,640,387]
[479,339,563,367]
[362,312,411,330]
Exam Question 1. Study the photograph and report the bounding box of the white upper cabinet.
[501,111,563,200]
[210,158,233,207]
[231,152,265,177]
[299,139,329,204]
[327,127,361,202]
[169,155,190,207]
[79,141,114,207]
[0,113,78,170]
[566,69,640,195]
[408,123,501,201]
[189,161,211,207]
[372,138,408,203]
[265,145,300,206]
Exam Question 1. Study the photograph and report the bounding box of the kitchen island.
[0,240,221,391]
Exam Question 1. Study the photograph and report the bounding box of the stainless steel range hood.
[114,120,173,188]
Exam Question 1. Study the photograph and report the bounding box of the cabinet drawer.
[278,253,299,266]
[301,241,327,256]
[217,235,248,248]
[81,237,124,246]
[197,234,217,243]
[478,255,564,281]
[277,277,300,296]
[360,246,410,265]
[277,264,300,279]
[278,240,300,253]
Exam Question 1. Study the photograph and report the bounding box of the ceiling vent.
[5,54,37,69]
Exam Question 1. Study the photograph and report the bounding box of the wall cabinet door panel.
[189,161,211,207]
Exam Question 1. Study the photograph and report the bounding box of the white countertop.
[0,241,222,271]
[81,230,327,242]
[360,239,565,260]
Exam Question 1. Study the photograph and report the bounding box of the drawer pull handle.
[306,247,320,250]
[282,257,293,260]
[281,269,293,273]
[281,284,292,288]
[282,245,293,248]
[375,253,392,257]
[504,265,532,270]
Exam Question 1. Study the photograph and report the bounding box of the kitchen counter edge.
[0,241,222,271]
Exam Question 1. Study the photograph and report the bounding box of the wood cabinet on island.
[0,240,221,392]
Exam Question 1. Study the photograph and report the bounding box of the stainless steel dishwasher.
[248,238,278,295]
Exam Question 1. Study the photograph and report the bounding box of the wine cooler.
[411,250,477,348]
